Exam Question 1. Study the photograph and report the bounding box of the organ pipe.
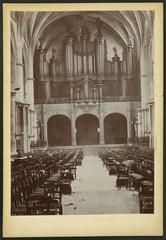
[81,35,88,74]
[74,55,78,76]
[95,37,105,76]
[65,37,74,77]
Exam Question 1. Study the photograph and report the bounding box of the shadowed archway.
[47,115,71,146]
[104,113,127,144]
[76,114,99,145]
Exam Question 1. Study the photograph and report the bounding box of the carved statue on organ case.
[113,46,118,56]
[52,48,56,58]
[96,17,103,37]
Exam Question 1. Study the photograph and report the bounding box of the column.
[25,48,35,110]
[137,110,142,138]
[98,81,103,101]
[39,47,44,80]
[99,104,104,144]
[126,44,133,75]
[16,44,24,102]
[11,92,17,155]
[69,82,74,102]
[122,49,127,73]
[33,111,37,142]
[38,46,45,100]
[75,88,80,101]
[84,77,89,100]
[44,80,51,99]
[40,105,44,144]
[43,106,48,147]
[50,48,56,77]
[121,79,128,97]
[93,87,97,101]
[148,105,152,147]
[71,106,76,146]
[127,110,132,143]
[141,109,145,137]
[144,109,147,132]
[23,106,29,153]
[151,104,154,148]
[140,49,148,108]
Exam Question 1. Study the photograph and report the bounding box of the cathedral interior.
[10,11,155,215]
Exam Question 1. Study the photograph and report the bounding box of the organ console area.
[34,18,140,104]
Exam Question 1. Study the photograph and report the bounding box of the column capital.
[95,37,105,44]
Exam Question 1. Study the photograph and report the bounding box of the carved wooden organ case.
[34,20,139,103]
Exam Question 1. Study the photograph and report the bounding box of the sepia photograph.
[3,3,163,237]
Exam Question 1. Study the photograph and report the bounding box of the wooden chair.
[43,182,63,214]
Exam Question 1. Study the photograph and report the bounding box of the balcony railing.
[35,96,140,104]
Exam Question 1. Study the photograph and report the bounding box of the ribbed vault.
[11,10,154,58]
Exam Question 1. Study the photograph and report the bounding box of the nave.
[63,150,139,214]
[11,145,154,215]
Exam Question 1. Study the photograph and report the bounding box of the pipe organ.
[34,19,137,103]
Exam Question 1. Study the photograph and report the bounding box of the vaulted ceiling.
[11,11,154,57]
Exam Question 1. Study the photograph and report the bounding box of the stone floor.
[62,146,140,215]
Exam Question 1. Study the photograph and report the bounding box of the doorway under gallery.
[47,115,71,146]
[104,113,127,144]
[76,114,99,145]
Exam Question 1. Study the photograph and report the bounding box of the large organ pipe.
[81,35,88,74]
[78,56,81,75]
[65,37,74,77]
[88,55,93,74]
[74,55,78,76]
[95,37,105,76]
[92,54,96,75]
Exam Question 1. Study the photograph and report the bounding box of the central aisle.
[63,147,139,214]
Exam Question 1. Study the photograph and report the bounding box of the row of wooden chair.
[99,146,154,213]
[11,149,84,215]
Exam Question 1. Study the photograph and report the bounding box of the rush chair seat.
[44,182,62,204]
[43,182,63,214]
[116,176,129,190]
[25,195,63,215]
[140,196,154,213]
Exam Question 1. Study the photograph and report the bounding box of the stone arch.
[104,113,127,144]
[47,114,71,146]
[76,114,99,145]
